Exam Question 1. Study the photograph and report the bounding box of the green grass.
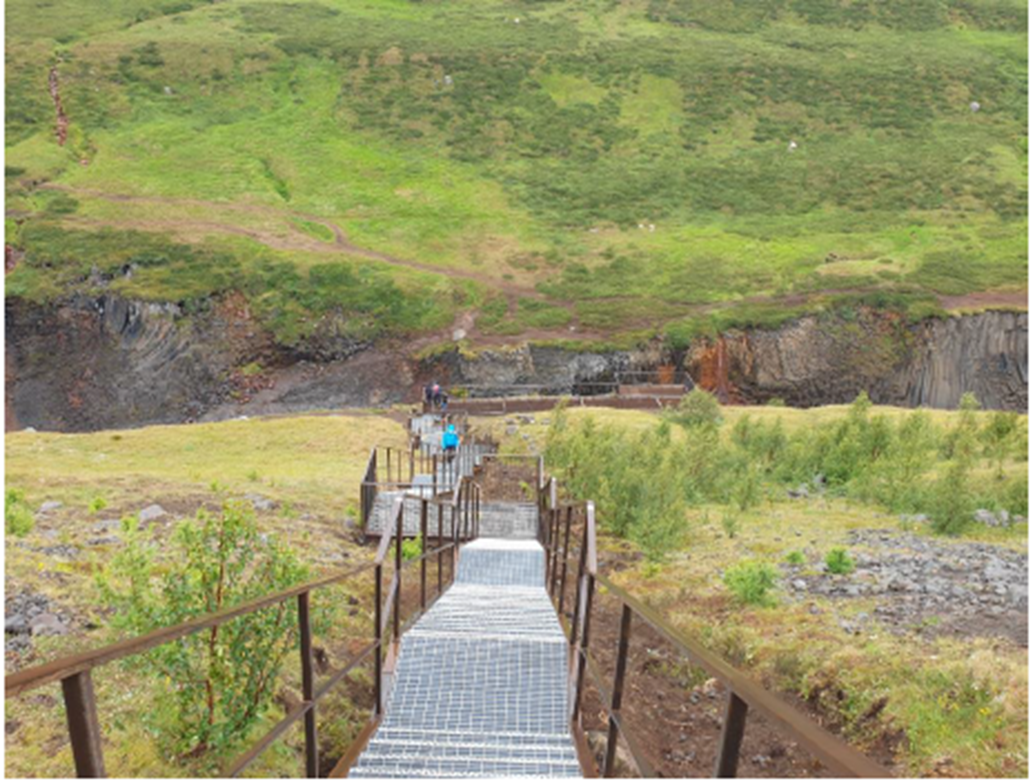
[4,0,1026,346]
[4,411,407,777]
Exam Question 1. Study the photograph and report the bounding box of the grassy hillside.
[4,411,407,776]
[5,0,1027,348]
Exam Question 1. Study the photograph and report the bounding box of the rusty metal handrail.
[4,487,471,779]
[540,482,890,779]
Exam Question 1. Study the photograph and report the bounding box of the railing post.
[437,503,444,595]
[714,692,749,778]
[298,592,318,778]
[569,515,588,647]
[393,504,402,643]
[420,499,428,611]
[550,508,561,596]
[61,671,105,777]
[374,563,383,715]
[604,604,633,777]
[558,505,573,618]
[571,572,594,724]
[432,454,438,499]
[386,449,391,486]
[409,445,414,483]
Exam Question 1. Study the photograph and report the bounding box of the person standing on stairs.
[442,423,459,463]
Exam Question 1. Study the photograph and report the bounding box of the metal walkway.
[349,536,581,778]
[366,415,491,537]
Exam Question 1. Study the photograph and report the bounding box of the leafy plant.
[785,550,805,566]
[88,495,108,514]
[5,488,34,537]
[96,502,308,758]
[721,509,739,539]
[929,459,974,536]
[723,560,778,606]
[671,388,722,431]
[825,547,855,575]
[400,534,423,562]
[983,411,1020,480]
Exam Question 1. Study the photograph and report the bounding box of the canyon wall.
[4,296,1028,432]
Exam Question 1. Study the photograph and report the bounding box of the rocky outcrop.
[4,293,411,431]
[5,296,1028,432]
[687,309,1027,411]
[419,342,674,397]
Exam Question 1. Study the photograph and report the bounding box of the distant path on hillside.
[26,185,1028,350]
[36,184,545,299]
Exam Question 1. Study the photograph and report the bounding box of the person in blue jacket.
[442,423,459,460]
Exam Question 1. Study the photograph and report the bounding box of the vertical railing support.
[374,563,383,716]
[393,505,402,643]
[437,503,444,595]
[569,516,588,647]
[550,508,561,596]
[420,499,428,610]
[714,692,749,778]
[603,604,632,777]
[61,671,106,778]
[298,592,318,778]
[571,572,594,724]
[558,505,573,618]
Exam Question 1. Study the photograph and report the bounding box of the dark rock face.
[5,294,413,431]
[687,310,1027,412]
[5,295,1028,432]
[6,295,237,431]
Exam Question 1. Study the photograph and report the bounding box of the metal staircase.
[349,538,580,778]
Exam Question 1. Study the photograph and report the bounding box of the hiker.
[442,423,459,461]
[423,382,434,410]
[439,390,449,412]
[431,382,442,409]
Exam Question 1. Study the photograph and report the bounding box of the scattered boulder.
[29,612,68,637]
[138,504,167,523]
[243,493,277,512]
[974,508,1011,528]
[37,501,63,514]
[5,615,28,634]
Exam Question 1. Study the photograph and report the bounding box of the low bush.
[96,502,308,758]
[5,489,34,537]
[825,548,855,575]
[723,560,778,607]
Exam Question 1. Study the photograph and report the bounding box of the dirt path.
[39,184,545,298]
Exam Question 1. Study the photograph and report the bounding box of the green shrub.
[983,411,1020,480]
[825,547,855,575]
[96,502,308,757]
[929,460,973,536]
[785,550,805,566]
[5,489,34,537]
[400,534,423,562]
[723,560,778,606]
[671,388,722,430]
[1002,476,1028,517]
[88,495,108,514]
[721,509,739,539]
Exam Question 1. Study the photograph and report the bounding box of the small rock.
[505,425,518,436]
[792,579,807,592]
[243,493,277,512]
[138,504,167,522]
[839,620,858,635]
[5,615,28,634]
[86,536,120,547]
[30,613,68,637]
[37,501,63,514]
[973,509,1000,527]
